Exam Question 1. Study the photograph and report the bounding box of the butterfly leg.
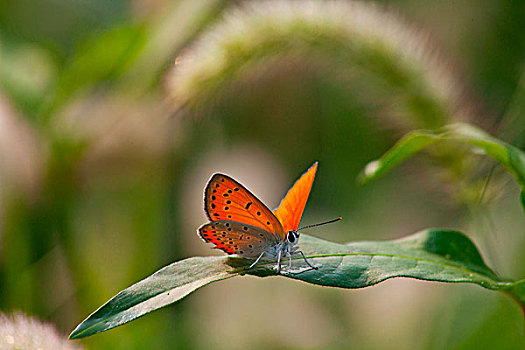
[293,250,318,270]
[275,249,282,274]
[246,251,266,270]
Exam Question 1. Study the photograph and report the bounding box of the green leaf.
[359,123,525,192]
[69,257,235,339]
[70,229,523,339]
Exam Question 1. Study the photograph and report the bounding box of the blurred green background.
[0,0,524,349]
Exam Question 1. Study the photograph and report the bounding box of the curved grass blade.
[359,123,525,194]
[70,229,523,339]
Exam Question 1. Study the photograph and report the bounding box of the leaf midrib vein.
[251,251,507,286]
[320,252,482,274]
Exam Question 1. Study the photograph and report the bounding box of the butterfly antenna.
[298,217,342,231]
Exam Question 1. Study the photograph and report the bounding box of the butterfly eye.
[287,231,297,244]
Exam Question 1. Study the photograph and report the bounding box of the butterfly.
[198,162,339,273]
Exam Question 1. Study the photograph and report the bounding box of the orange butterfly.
[198,162,340,273]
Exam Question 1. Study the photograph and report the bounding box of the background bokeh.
[0,0,524,349]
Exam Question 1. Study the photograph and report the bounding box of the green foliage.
[359,123,525,209]
[70,229,523,339]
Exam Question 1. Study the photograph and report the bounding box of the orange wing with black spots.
[198,221,278,258]
[204,174,285,238]
[273,162,317,233]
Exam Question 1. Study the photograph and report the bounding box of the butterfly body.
[198,163,319,273]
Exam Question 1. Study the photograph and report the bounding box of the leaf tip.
[68,326,82,340]
[68,317,104,339]
[357,160,381,185]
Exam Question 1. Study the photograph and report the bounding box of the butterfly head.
[286,230,300,246]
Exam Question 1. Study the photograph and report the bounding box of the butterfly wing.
[273,162,318,233]
[198,221,278,258]
[204,174,285,238]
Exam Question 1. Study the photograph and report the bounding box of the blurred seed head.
[167,0,476,128]
[0,311,82,350]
